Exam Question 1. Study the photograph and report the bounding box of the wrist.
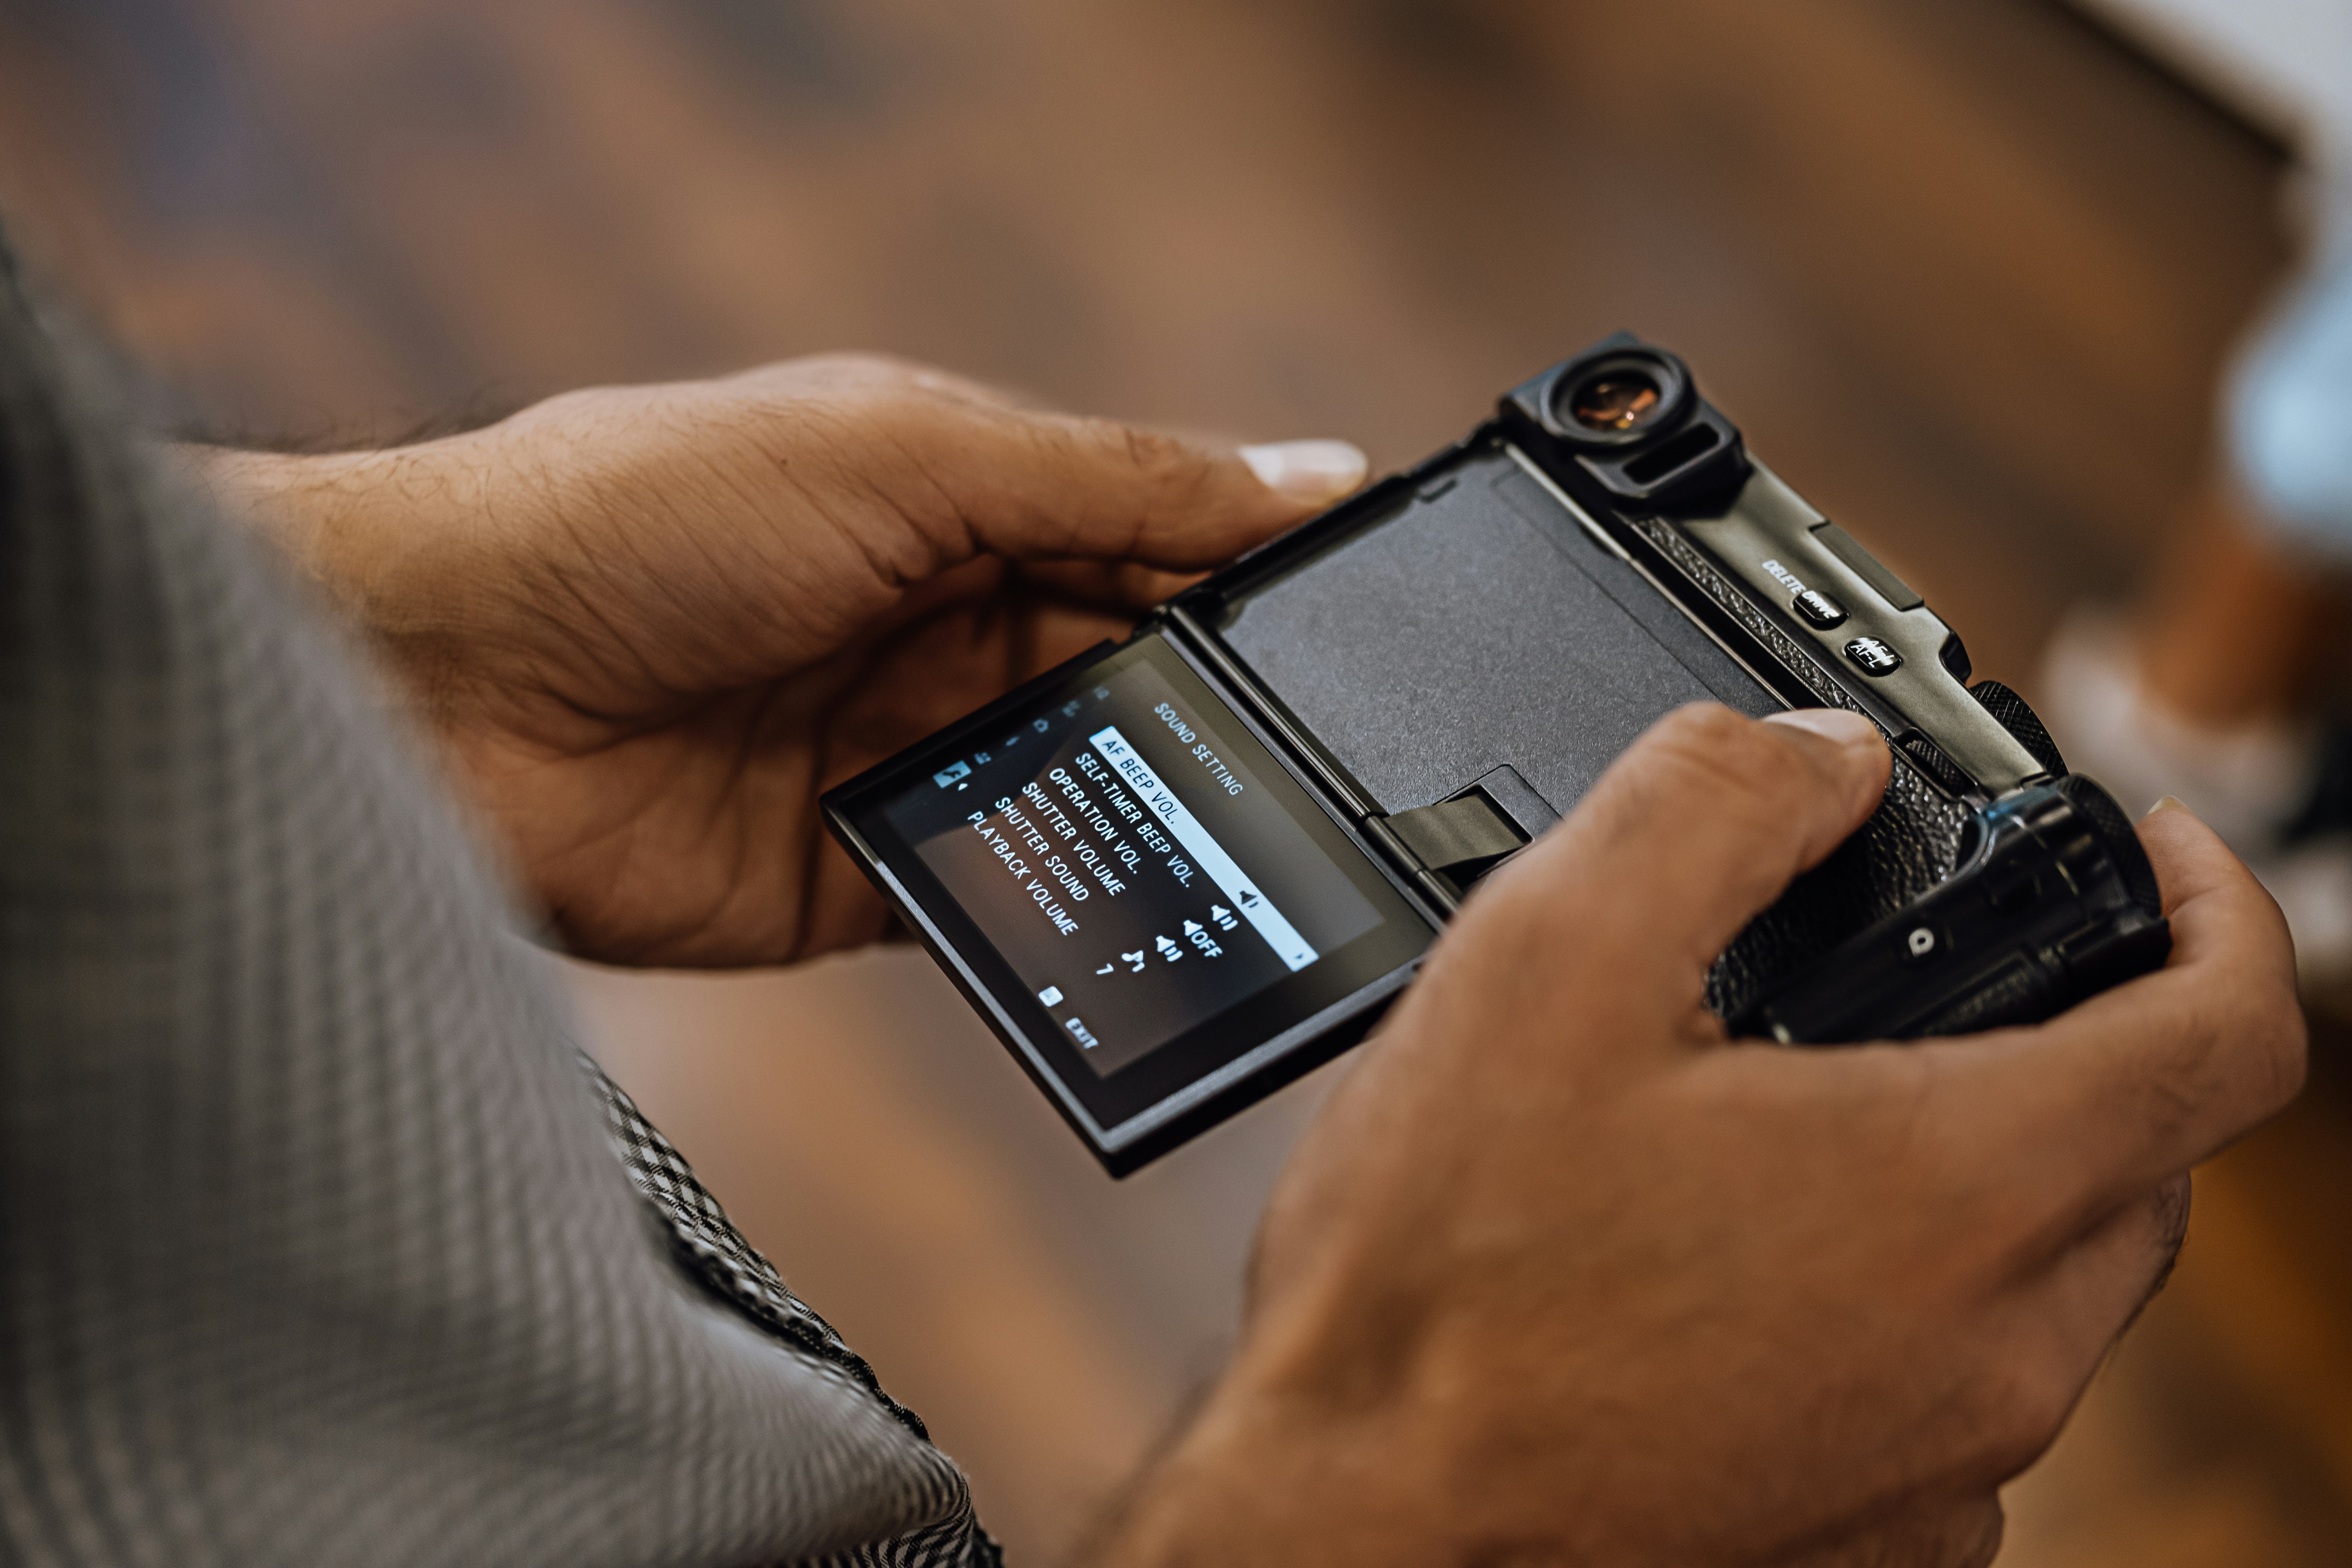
[171,436,511,690]
[1096,1311,1467,1568]
[175,444,380,588]
[1101,1397,1425,1568]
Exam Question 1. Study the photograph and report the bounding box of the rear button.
[1792,588,1847,628]
[1845,637,1902,675]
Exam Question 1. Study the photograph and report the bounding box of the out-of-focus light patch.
[2073,0,2352,152]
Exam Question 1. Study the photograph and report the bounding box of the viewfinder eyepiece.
[1549,349,1690,448]
[1568,368,1664,433]
[1502,332,1749,506]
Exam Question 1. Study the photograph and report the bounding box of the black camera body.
[824,336,2170,1174]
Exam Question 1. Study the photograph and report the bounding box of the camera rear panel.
[1184,428,1980,1025]
[825,334,2063,1174]
[1206,440,1779,822]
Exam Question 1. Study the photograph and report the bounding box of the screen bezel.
[824,628,1438,1163]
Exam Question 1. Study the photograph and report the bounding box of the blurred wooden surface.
[2,0,2346,1560]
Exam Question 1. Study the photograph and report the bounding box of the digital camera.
[823,336,2171,1174]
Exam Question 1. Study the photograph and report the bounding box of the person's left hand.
[184,356,1363,966]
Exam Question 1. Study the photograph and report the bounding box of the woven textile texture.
[0,234,999,1567]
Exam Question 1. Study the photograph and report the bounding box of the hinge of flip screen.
[1381,764,1563,883]
[1382,793,1528,879]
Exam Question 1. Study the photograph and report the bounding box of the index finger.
[1918,802,2305,1220]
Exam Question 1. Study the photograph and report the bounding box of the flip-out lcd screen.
[878,644,1398,1074]
[833,633,1432,1157]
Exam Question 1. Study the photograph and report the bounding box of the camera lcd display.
[872,641,1400,1078]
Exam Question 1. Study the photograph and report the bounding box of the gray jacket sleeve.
[0,235,996,1568]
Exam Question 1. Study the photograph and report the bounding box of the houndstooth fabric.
[585,1059,932,1445]
[0,233,999,1567]
[589,1065,1000,1568]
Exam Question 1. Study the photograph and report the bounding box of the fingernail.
[2144,794,2191,819]
[1762,707,1879,747]
[1241,440,1368,505]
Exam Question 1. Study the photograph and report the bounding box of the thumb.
[964,412,1364,567]
[1471,704,1891,1012]
[842,372,1367,569]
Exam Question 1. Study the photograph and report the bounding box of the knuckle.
[731,352,918,406]
[1970,1333,2081,1475]
[1868,1051,2081,1282]
[1049,418,1223,531]
[2251,991,2310,1109]
[1947,1497,2007,1568]
[802,350,919,384]
[2145,1176,2193,1294]
[1783,1496,2002,1568]
[2174,979,2307,1135]
[1940,1167,2056,1275]
[1102,420,1205,487]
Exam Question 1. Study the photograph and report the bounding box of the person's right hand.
[1099,704,2305,1568]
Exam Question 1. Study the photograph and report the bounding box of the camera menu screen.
[878,645,1390,1077]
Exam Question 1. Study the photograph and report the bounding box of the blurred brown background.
[3,0,2348,1560]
